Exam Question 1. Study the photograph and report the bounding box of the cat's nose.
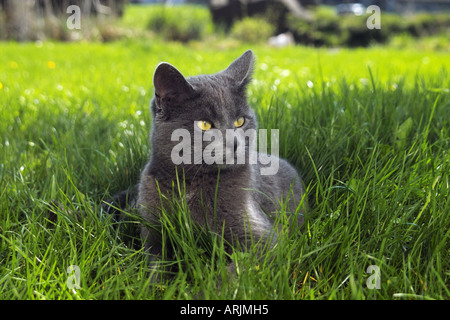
[234,137,238,152]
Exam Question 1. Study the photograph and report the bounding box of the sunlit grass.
[0,39,449,299]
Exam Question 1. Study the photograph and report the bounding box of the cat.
[104,50,306,277]
[135,50,306,270]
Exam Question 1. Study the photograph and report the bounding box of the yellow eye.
[234,117,245,128]
[197,120,212,131]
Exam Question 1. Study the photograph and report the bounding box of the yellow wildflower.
[47,61,56,69]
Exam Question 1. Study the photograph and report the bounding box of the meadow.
[0,14,449,299]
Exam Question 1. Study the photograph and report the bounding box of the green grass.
[0,38,449,300]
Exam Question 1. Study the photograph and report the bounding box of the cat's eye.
[197,120,212,131]
[234,117,245,128]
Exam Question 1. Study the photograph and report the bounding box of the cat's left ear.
[221,49,254,89]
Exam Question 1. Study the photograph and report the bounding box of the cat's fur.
[134,50,306,268]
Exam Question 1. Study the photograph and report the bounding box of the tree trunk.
[4,0,35,41]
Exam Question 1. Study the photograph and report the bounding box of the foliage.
[287,8,450,47]
[230,17,275,43]
[146,5,213,42]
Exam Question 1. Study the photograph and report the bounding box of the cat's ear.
[153,62,195,109]
[221,50,254,89]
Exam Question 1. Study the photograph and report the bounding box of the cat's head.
[149,50,257,173]
[151,50,257,171]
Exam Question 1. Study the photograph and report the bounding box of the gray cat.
[133,50,306,271]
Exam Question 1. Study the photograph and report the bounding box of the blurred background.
[0,0,449,50]
[0,2,448,301]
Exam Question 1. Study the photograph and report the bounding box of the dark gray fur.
[137,50,306,268]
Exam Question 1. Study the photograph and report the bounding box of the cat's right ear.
[221,49,254,90]
[153,63,195,116]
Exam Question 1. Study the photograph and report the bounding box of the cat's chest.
[184,176,249,210]
[183,178,272,233]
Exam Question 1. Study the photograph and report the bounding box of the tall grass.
[0,40,448,299]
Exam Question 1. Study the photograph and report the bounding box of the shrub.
[404,13,450,37]
[230,17,275,43]
[389,33,450,51]
[147,5,213,42]
[287,7,450,47]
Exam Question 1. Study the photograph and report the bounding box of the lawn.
[0,35,449,299]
